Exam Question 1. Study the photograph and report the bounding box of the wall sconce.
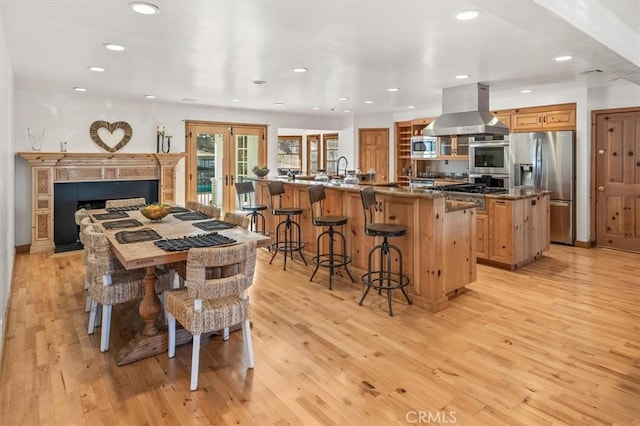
[156,125,171,153]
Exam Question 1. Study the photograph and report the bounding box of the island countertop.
[252,178,477,312]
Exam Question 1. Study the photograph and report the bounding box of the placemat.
[169,206,190,214]
[102,219,143,230]
[115,229,162,244]
[94,211,129,220]
[154,233,236,251]
[173,212,210,221]
[105,205,145,212]
[192,220,236,231]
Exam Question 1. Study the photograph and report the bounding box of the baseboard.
[15,244,30,253]
[574,240,593,248]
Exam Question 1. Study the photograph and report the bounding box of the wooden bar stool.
[359,186,412,316]
[267,181,307,270]
[235,181,267,234]
[307,185,354,289]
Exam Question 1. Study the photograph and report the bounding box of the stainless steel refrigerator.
[510,131,576,245]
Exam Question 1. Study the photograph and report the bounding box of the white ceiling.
[2,0,639,117]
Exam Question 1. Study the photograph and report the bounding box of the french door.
[185,121,267,214]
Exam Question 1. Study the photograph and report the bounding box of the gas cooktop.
[433,183,508,195]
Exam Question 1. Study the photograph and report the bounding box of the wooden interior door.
[359,128,389,182]
[594,108,640,252]
[185,121,266,214]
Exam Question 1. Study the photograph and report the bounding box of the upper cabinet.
[438,135,469,159]
[493,113,511,130]
[508,103,576,132]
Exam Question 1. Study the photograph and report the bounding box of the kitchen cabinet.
[476,212,489,259]
[487,199,513,264]
[511,108,576,132]
[437,136,470,159]
[479,194,550,269]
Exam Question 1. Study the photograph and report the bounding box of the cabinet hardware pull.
[597,186,604,192]
[225,175,228,185]
[598,149,605,155]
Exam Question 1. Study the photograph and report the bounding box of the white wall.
[13,88,343,245]
[0,7,16,363]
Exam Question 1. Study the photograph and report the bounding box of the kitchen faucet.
[336,156,348,177]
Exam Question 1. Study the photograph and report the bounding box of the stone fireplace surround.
[18,152,185,254]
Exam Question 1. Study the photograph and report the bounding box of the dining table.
[88,205,271,366]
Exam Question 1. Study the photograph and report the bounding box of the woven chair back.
[105,197,146,209]
[185,241,257,300]
[223,212,250,228]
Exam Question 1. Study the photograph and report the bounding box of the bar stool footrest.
[361,272,410,290]
[311,254,351,268]
[271,241,305,253]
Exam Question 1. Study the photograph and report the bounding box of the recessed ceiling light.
[311,106,320,110]
[521,89,533,94]
[274,102,284,106]
[182,98,197,102]
[129,2,160,15]
[344,110,352,113]
[252,80,267,85]
[387,88,399,92]
[338,97,349,101]
[455,74,469,79]
[88,66,105,72]
[408,105,416,109]
[364,100,374,104]
[73,87,87,92]
[231,99,240,102]
[456,10,479,20]
[144,94,156,99]
[103,43,126,51]
[292,67,308,73]
[554,55,573,62]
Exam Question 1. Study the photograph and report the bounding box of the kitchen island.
[252,178,477,312]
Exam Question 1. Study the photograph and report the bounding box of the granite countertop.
[486,188,551,200]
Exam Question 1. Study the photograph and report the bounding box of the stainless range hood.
[423,83,509,136]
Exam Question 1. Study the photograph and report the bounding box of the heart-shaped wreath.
[89,120,133,152]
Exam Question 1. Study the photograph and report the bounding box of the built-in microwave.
[468,135,511,175]
[411,136,437,159]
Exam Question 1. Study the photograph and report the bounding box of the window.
[277,135,302,174]
[323,133,339,175]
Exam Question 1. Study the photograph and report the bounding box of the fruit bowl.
[252,165,270,178]
[140,204,171,221]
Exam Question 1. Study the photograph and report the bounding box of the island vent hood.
[423,83,509,137]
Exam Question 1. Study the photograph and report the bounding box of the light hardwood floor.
[1,245,639,425]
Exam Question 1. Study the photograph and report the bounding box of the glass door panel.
[323,133,339,175]
[186,122,266,215]
[306,134,320,174]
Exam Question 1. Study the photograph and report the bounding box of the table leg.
[139,266,162,336]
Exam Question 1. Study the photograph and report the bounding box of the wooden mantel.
[18,152,185,254]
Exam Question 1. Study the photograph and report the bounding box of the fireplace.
[54,180,160,249]
[18,152,185,254]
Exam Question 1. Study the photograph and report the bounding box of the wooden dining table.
[88,206,271,366]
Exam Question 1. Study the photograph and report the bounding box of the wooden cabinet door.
[476,213,489,259]
[488,199,513,264]
[543,109,576,130]
[512,112,543,132]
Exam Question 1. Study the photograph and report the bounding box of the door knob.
[597,186,604,192]
[598,149,605,155]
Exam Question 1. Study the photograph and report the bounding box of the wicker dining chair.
[166,240,257,391]
[223,211,251,228]
[82,225,172,352]
[186,201,221,219]
[104,197,146,209]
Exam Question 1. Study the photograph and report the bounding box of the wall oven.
[468,135,510,175]
[411,135,437,159]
